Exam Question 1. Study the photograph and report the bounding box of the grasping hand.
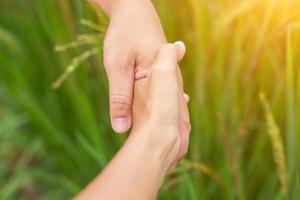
[132,41,191,167]
[91,0,166,133]
[76,42,191,200]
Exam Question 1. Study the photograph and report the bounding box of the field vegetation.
[0,0,299,199]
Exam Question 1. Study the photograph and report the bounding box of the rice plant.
[0,0,299,199]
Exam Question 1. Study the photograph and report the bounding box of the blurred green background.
[0,0,299,199]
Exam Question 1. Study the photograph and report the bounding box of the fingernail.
[112,117,129,133]
[174,41,185,51]
[174,41,186,61]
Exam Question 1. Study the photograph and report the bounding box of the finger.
[176,67,191,162]
[152,44,179,73]
[104,56,134,133]
[176,65,190,127]
[150,43,185,123]
[183,93,190,103]
[151,42,186,71]
[176,90,191,162]
[150,42,186,95]
[174,41,186,62]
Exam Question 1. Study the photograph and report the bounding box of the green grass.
[0,0,299,199]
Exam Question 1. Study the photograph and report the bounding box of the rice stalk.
[260,93,288,200]
[54,39,99,52]
[217,0,260,30]
[182,160,223,187]
[166,159,222,187]
[77,33,103,41]
[286,22,300,199]
[237,103,253,142]
[80,18,106,33]
[51,47,99,89]
[52,18,104,89]
[217,113,243,200]
[162,175,186,191]
[245,0,277,81]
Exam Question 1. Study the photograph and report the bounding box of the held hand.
[92,0,166,133]
[75,43,191,200]
[132,42,191,168]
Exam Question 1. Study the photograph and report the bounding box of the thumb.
[105,57,134,133]
[150,42,186,123]
[151,41,185,71]
[151,41,186,89]
[174,41,186,62]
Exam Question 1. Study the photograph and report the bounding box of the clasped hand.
[76,1,191,199]
[76,42,191,200]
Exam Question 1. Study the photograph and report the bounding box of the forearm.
[91,0,153,17]
[75,128,177,200]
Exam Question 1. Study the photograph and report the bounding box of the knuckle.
[104,55,120,71]
[104,54,134,76]
[185,121,192,133]
[104,43,135,72]
[153,62,175,75]
[110,94,131,116]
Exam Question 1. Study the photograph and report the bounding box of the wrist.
[107,0,153,17]
[130,123,180,170]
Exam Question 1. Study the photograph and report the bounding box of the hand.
[131,42,191,167]
[91,0,166,133]
[75,43,191,200]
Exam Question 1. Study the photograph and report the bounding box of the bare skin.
[75,42,191,200]
[90,0,190,166]
[90,0,166,133]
